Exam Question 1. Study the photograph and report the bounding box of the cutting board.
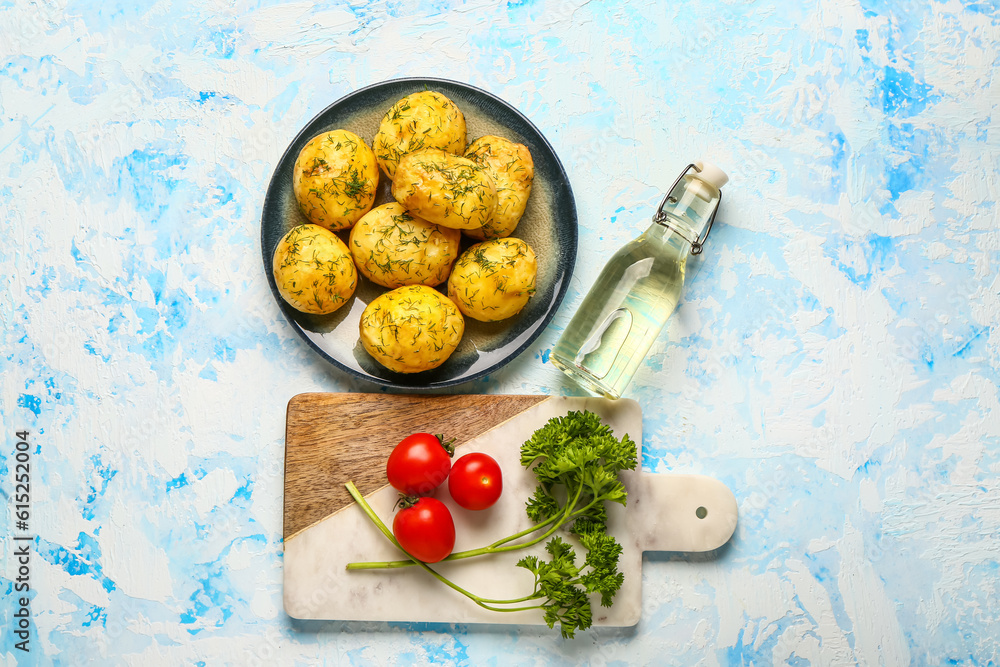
[283,393,738,627]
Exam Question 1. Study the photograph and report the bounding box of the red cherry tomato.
[448,452,503,510]
[386,433,454,496]
[392,496,456,563]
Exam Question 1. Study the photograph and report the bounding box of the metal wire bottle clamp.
[652,163,723,255]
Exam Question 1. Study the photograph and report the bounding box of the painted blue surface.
[1,0,999,664]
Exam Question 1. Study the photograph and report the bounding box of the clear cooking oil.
[550,161,728,399]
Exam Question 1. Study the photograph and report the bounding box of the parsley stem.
[346,483,593,571]
[343,482,476,598]
[343,481,545,612]
[344,515,558,570]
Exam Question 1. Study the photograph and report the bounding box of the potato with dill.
[392,148,497,231]
[373,91,467,180]
[272,224,357,315]
[293,129,378,232]
[447,237,537,322]
[349,202,461,289]
[463,135,534,240]
[359,285,465,374]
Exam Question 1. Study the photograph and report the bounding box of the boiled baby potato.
[463,135,535,240]
[392,148,497,231]
[272,224,357,315]
[373,91,467,180]
[359,285,465,374]
[447,237,537,322]
[349,202,461,289]
[292,129,378,232]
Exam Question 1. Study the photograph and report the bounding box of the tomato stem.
[435,433,457,456]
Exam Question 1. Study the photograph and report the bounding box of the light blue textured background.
[2,0,999,664]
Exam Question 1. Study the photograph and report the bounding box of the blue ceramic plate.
[261,78,577,390]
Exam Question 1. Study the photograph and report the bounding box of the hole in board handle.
[696,506,708,519]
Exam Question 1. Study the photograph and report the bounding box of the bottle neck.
[652,173,721,252]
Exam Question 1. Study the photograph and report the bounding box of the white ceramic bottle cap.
[693,160,729,190]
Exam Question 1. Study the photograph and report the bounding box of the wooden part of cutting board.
[283,392,549,540]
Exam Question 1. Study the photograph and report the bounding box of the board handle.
[627,473,738,553]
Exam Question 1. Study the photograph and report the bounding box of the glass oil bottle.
[550,160,728,399]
